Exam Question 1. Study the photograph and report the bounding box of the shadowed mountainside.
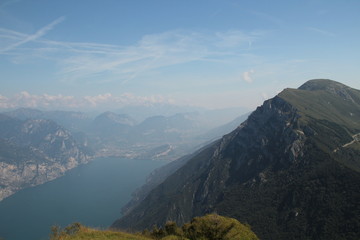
[112,79,360,240]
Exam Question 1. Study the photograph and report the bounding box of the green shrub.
[182,214,258,240]
[164,221,183,236]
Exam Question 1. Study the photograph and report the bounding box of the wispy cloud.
[0,27,265,83]
[0,16,66,54]
[306,27,335,37]
[0,92,175,110]
[61,30,264,84]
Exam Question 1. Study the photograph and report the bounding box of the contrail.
[0,16,66,54]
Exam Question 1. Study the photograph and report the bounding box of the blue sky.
[1,0,360,111]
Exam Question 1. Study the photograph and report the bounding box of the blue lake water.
[0,157,165,240]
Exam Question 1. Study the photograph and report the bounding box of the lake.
[0,157,165,240]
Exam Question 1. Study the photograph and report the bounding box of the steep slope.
[122,113,250,216]
[198,112,250,142]
[121,145,211,216]
[0,114,92,201]
[112,79,360,240]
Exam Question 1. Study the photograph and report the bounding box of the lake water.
[0,157,165,240]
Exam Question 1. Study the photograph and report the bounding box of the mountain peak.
[298,79,348,91]
[297,79,358,103]
[95,111,137,126]
[279,79,360,134]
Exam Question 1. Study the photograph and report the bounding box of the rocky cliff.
[112,79,360,240]
[0,114,92,201]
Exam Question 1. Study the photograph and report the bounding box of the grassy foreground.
[50,214,259,240]
[51,226,151,240]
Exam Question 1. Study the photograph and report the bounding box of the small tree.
[142,228,151,237]
[49,222,82,240]
[164,221,183,236]
[151,225,166,239]
[49,225,61,240]
[64,222,81,235]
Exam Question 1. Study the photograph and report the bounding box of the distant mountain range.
[3,106,248,161]
[0,105,247,201]
[112,79,360,240]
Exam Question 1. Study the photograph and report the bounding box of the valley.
[0,105,248,240]
[0,157,165,240]
[0,106,247,202]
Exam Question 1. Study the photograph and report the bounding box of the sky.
[1,0,360,111]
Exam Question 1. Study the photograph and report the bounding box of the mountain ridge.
[112,79,360,240]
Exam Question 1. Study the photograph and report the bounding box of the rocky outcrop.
[0,115,92,201]
[0,159,82,201]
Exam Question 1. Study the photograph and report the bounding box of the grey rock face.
[112,95,306,230]
[0,115,92,201]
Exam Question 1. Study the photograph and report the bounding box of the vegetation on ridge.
[49,214,258,240]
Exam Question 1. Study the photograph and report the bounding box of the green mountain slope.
[112,79,360,240]
[280,79,360,131]
[279,79,360,171]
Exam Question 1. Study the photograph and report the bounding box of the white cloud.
[242,69,255,83]
[84,93,113,106]
[11,91,78,109]
[0,92,175,110]
[0,95,11,108]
